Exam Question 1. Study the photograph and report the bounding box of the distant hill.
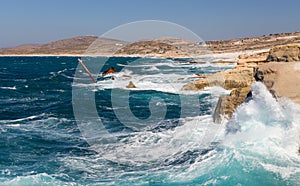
[1,31,300,56]
[206,31,300,53]
[0,36,98,55]
[114,40,189,58]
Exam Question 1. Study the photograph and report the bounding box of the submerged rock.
[102,67,116,76]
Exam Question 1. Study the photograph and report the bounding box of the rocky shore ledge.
[183,43,300,124]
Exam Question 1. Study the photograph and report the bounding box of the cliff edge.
[183,43,300,123]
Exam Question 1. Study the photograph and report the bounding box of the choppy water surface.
[0,57,300,185]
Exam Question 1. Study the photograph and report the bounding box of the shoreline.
[0,49,269,60]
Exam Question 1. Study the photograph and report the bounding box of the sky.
[1,0,300,47]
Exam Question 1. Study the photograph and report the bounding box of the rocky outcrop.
[183,49,271,92]
[254,62,300,104]
[182,68,255,91]
[267,44,300,62]
[214,61,300,123]
[212,44,300,123]
[182,51,262,123]
[210,68,256,123]
[182,50,269,123]
[213,87,251,123]
[261,52,300,155]
[237,52,268,68]
[182,66,256,124]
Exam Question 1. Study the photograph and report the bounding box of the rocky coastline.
[1,32,300,122]
[183,44,300,125]
[1,32,299,153]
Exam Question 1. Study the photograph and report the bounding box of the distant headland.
[1,32,300,58]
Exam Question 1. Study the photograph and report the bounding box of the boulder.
[126,81,137,88]
[182,78,209,90]
[267,44,300,62]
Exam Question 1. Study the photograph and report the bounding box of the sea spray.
[1,57,300,185]
[170,82,300,185]
[221,82,300,184]
[226,82,299,151]
[226,82,286,133]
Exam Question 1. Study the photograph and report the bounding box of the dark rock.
[254,67,264,81]
[102,67,116,76]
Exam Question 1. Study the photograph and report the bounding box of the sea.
[0,56,300,186]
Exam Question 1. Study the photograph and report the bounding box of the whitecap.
[0,86,16,90]
[0,113,46,124]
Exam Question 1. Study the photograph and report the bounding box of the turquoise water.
[0,57,300,185]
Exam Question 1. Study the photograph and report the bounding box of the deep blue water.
[0,57,300,185]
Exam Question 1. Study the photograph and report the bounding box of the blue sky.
[1,0,300,47]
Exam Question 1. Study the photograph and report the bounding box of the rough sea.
[1,56,300,185]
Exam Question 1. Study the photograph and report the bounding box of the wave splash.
[220,82,300,185]
[2,57,300,185]
[61,82,300,185]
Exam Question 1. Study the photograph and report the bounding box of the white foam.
[95,71,227,95]
[0,114,46,124]
[222,82,300,178]
[85,114,224,166]
[0,173,76,186]
[145,66,160,71]
[0,86,16,90]
[261,163,300,179]
[74,57,235,96]
[59,81,300,184]
[163,82,300,182]
[5,124,20,127]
